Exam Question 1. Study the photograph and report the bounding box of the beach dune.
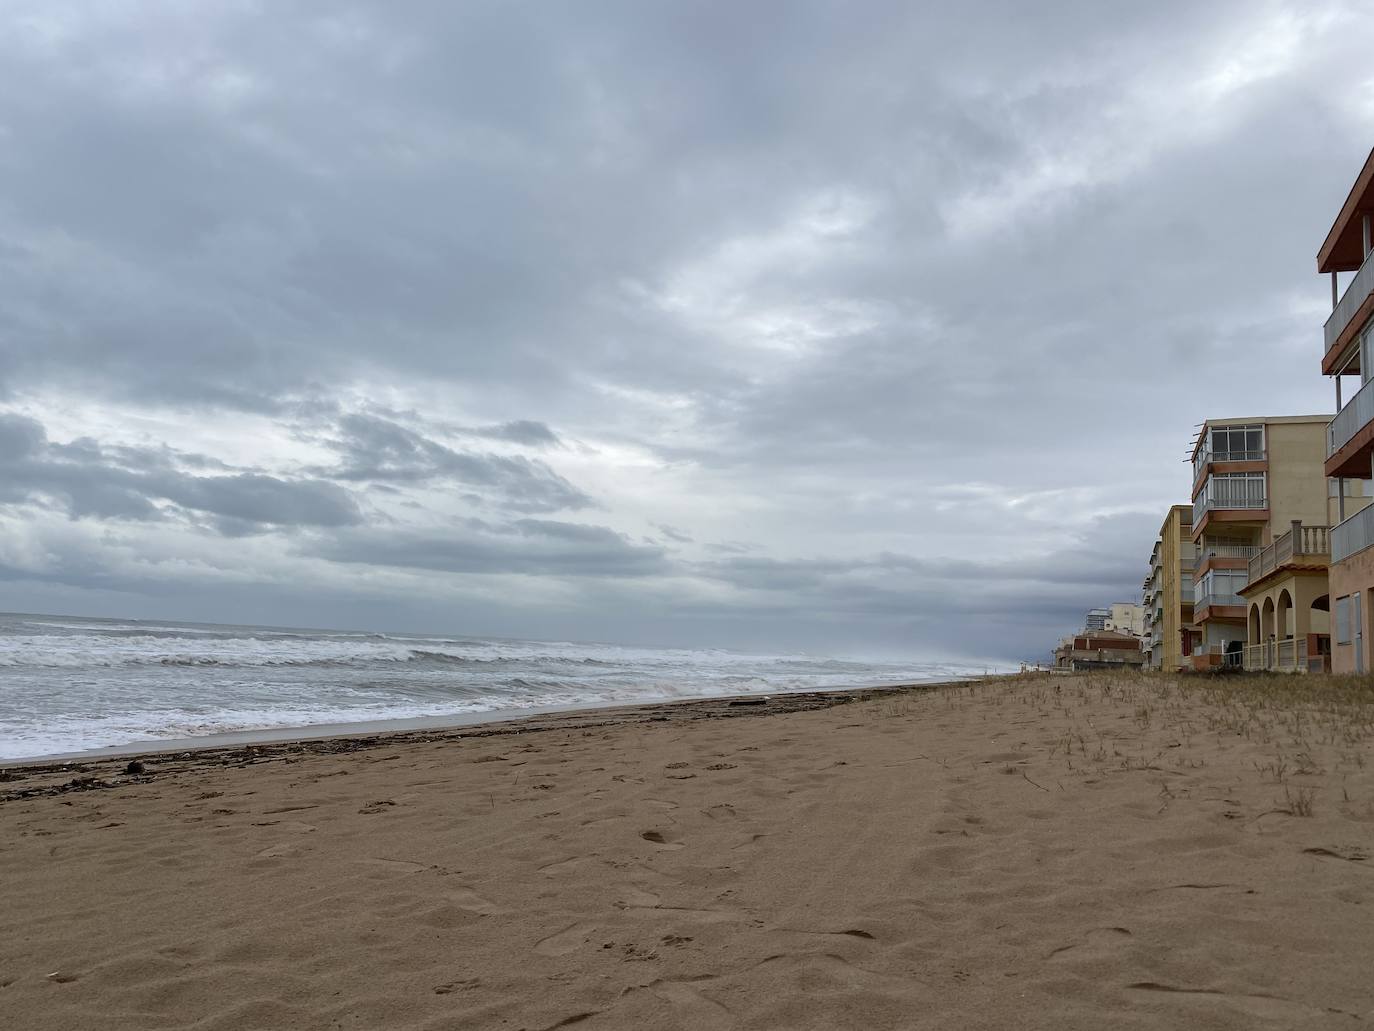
[2,674,1371,1029]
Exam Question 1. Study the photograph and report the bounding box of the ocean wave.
[0,613,997,761]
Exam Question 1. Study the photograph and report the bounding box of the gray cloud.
[467,420,561,447]
[317,413,591,512]
[0,1,1367,660]
[0,413,361,530]
[307,518,668,578]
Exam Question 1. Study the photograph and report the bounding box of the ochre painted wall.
[1157,504,1194,672]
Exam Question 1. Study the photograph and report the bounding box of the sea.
[0,612,992,762]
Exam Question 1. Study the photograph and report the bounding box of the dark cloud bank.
[0,1,1369,660]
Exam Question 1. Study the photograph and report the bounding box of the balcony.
[1246,524,1330,585]
[1197,591,1246,611]
[1193,491,1266,528]
[1328,375,1374,469]
[1324,249,1374,364]
[1333,504,1374,563]
[1194,543,1260,573]
[1192,446,1266,484]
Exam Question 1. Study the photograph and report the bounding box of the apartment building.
[1188,415,1356,669]
[1151,505,1195,672]
[1142,541,1162,668]
[1105,602,1145,637]
[1319,146,1374,673]
[1084,608,1109,632]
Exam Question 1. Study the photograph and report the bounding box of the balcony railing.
[1193,447,1266,481]
[1329,374,1374,458]
[1196,591,1246,612]
[1243,638,1310,673]
[1193,644,1244,668]
[1325,247,1374,356]
[1194,544,1261,572]
[1246,524,1329,583]
[1193,492,1267,526]
[1333,504,1374,563]
[1180,584,1195,603]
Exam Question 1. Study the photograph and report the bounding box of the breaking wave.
[0,613,992,760]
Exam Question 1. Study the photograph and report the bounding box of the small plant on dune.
[1284,785,1316,818]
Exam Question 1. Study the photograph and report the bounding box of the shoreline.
[1,676,983,769]
[0,677,978,795]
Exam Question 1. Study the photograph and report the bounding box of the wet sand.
[2,673,1372,1029]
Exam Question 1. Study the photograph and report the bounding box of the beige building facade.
[1105,602,1145,637]
[1153,505,1195,672]
[1188,416,1361,669]
[1319,146,1374,673]
[1239,522,1334,672]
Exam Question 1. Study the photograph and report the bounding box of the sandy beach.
[2,672,1372,1030]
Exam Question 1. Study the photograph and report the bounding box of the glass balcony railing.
[1333,504,1374,564]
[1329,375,1374,459]
[1325,248,1374,356]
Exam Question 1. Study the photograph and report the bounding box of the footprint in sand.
[1048,926,1132,959]
[448,888,506,915]
[255,842,307,859]
[618,886,662,907]
[1125,982,1344,1022]
[359,857,428,874]
[539,856,600,877]
[535,922,597,956]
[647,980,734,1030]
[641,830,685,851]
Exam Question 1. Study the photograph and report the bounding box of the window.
[1206,424,1264,461]
[1204,473,1266,510]
[1197,569,1247,603]
[1336,595,1352,645]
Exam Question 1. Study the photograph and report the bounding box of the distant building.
[1141,542,1161,668]
[1149,505,1196,673]
[1053,630,1146,672]
[1084,608,1109,632]
[1105,602,1145,637]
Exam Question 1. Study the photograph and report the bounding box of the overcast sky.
[0,2,1370,662]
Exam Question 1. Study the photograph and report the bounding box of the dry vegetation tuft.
[934,670,1374,820]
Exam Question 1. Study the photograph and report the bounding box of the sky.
[0,1,1371,663]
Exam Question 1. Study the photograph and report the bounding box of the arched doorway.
[1249,603,1261,645]
[1277,589,1294,639]
[1261,597,1276,641]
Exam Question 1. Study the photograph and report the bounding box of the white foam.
[0,614,997,760]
